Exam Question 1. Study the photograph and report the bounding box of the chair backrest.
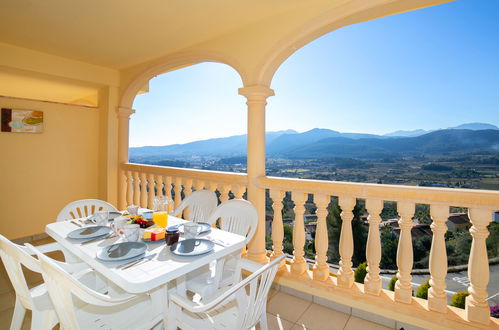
[26,243,131,330]
[57,199,118,221]
[172,190,218,222]
[207,199,257,243]
[236,256,282,329]
[0,235,41,309]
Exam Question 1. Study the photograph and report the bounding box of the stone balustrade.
[258,176,499,328]
[120,163,499,328]
[120,163,247,210]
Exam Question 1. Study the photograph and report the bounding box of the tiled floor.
[265,290,393,330]
[0,237,393,330]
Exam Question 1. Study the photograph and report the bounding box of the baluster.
[364,199,383,295]
[233,184,245,199]
[219,184,231,203]
[173,177,182,210]
[291,192,307,275]
[428,205,449,312]
[133,171,140,206]
[313,194,329,281]
[183,178,193,219]
[466,208,492,324]
[126,171,133,206]
[147,173,155,209]
[395,201,415,303]
[164,176,173,201]
[140,172,148,208]
[269,190,285,269]
[155,175,164,198]
[338,196,355,288]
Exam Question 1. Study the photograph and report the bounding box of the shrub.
[491,305,499,318]
[416,280,431,300]
[450,291,469,309]
[354,262,367,283]
[388,276,398,291]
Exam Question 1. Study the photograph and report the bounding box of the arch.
[119,50,247,109]
[254,0,447,86]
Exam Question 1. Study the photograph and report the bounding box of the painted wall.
[0,97,100,239]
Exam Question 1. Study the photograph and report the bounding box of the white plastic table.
[45,216,246,294]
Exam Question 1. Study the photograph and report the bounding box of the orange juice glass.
[152,211,168,228]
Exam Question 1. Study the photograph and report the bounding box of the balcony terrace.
[1,0,498,329]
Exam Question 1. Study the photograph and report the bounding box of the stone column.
[238,85,274,263]
[117,107,135,209]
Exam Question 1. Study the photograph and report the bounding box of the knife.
[119,254,156,270]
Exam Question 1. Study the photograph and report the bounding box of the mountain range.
[129,123,499,160]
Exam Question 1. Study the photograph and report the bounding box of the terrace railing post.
[428,204,449,313]
[117,107,135,209]
[364,199,383,295]
[239,85,274,264]
[466,208,492,325]
[394,201,415,303]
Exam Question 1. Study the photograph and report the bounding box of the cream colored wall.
[0,97,100,239]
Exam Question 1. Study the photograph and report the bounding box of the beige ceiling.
[0,0,324,69]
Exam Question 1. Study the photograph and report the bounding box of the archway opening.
[129,62,247,171]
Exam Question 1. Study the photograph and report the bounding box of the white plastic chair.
[27,243,163,330]
[0,235,89,330]
[171,190,218,222]
[168,256,283,330]
[185,199,258,297]
[52,199,118,263]
[207,199,257,242]
[56,198,118,221]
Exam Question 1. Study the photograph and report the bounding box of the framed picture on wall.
[1,108,44,133]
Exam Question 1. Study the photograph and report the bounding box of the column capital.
[117,107,136,119]
[238,85,275,101]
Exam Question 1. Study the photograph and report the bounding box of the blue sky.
[130,0,499,147]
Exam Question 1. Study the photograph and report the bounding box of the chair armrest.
[54,260,89,274]
[238,258,263,273]
[29,242,61,254]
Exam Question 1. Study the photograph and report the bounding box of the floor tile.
[267,292,312,323]
[0,291,15,313]
[268,288,279,300]
[0,307,32,330]
[257,313,294,330]
[344,316,394,330]
[295,303,350,330]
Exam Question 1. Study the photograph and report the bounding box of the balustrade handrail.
[122,162,248,185]
[258,175,499,210]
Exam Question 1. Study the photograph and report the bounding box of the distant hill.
[384,122,498,137]
[130,130,297,158]
[285,129,499,159]
[130,124,499,160]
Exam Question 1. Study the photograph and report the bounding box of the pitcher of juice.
[152,196,171,228]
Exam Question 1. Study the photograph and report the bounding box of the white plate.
[177,222,211,235]
[170,239,214,256]
[67,226,110,240]
[96,242,147,262]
